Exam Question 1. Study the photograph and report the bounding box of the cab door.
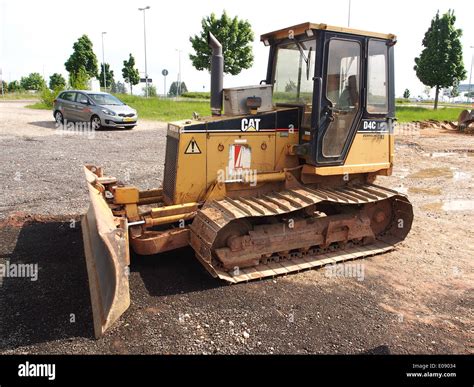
[314,33,364,165]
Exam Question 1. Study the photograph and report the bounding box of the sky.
[0,0,473,97]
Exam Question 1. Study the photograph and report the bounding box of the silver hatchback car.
[53,90,138,129]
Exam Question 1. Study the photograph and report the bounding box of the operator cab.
[261,22,397,166]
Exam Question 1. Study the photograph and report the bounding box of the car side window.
[76,93,89,104]
[62,92,75,102]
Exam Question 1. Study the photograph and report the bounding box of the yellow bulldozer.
[82,22,413,338]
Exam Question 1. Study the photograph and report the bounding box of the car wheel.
[127,126,135,130]
[91,115,102,130]
[54,111,64,125]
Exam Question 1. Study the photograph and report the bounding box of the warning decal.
[185,138,201,154]
[228,144,251,175]
[234,144,244,168]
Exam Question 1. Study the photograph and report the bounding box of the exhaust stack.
[207,32,223,116]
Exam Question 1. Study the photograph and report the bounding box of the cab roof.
[260,22,396,42]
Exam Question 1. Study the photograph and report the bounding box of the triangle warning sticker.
[185,138,202,154]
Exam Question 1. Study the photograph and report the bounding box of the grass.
[26,102,50,110]
[395,106,465,123]
[181,91,210,99]
[415,101,472,109]
[25,93,211,122]
[1,92,40,100]
[111,95,472,123]
[23,92,467,123]
[114,94,210,121]
[395,98,410,104]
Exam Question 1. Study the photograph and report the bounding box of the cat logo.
[241,118,261,132]
[184,138,201,154]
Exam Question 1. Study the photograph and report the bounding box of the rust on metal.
[458,110,474,131]
[190,183,413,283]
[131,228,190,255]
[82,166,130,338]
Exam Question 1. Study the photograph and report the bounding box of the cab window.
[367,40,388,114]
[273,39,316,128]
[322,39,361,158]
[325,39,360,110]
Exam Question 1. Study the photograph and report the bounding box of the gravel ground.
[0,101,167,219]
[0,101,472,354]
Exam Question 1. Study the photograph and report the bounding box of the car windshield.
[89,94,124,106]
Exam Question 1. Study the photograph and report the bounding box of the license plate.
[123,117,134,122]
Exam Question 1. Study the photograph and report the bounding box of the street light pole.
[468,46,474,103]
[176,49,182,96]
[101,32,107,91]
[348,0,351,27]
[138,6,150,98]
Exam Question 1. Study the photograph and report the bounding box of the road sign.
[140,78,153,83]
[162,69,169,97]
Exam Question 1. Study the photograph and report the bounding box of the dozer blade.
[81,166,130,338]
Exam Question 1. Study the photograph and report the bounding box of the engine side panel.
[167,108,300,205]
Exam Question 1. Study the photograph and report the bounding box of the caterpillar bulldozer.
[82,22,413,338]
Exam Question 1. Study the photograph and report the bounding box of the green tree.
[403,89,410,99]
[142,84,157,97]
[65,35,99,81]
[115,81,127,94]
[122,54,140,94]
[49,73,66,90]
[189,11,254,76]
[465,91,474,98]
[20,73,46,91]
[40,87,63,108]
[414,10,467,110]
[8,80,22,92]
[1,80,6,94]
[69,66,89,90]
[168,81,188,96]
[99,63,115,89]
